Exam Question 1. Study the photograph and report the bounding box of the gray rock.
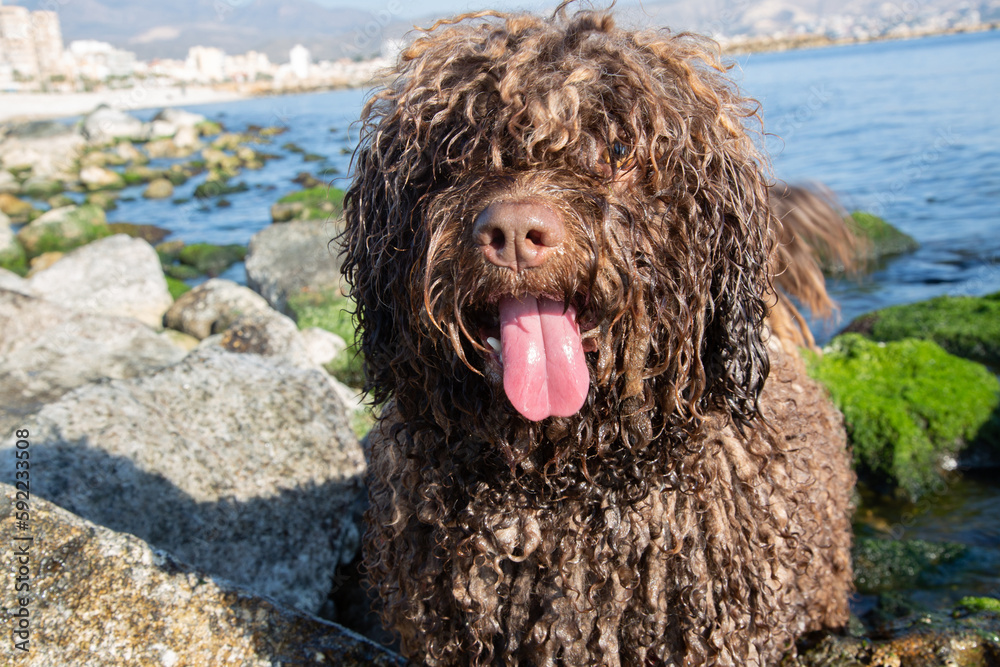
[18,347,367,614]
[300,326,348,366]
[163,278,271,339]
[173,125,202,150]
[80,165,125,191]
[0,122,85,180]
[0,169,18,194]
[0,483,406,667]
[114,140,148,165]
[0,289,185,417]
[218,308,314,368]
[147,119,178,139]
[0,268,29,293]
[245,219,344,313]
[26,234,172,329]
[153,107,208,127]
[81,105,146,144]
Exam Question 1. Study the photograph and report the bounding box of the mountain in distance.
[10,0,999,63]
[12,0,409,62]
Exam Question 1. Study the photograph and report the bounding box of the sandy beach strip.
[0,86,250,123]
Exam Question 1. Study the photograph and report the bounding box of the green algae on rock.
[806,334,1000,499]
[845,291,1000,368]
[853,537,967,594]
[287,288,363,388]
[177,242,247,277]
[850,211,920,260]
[271,185,345,222]
[165,275,191,300]
[16,204,111,258]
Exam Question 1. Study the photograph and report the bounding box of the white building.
[68,39,136,80]
[289,44,311,79]
[186,45,226,82]
[0,1,65,85]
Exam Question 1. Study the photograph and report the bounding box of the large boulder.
[0,267,29,293]
[0,289,185,428]
[81,105,146,144]
[0,483,405,666]
[806,333,1000,499]
[15,204,109,257]
[246,219,344,313]
[164,278,271,339]
[17,347,367,614]
[26,234,172,328]
[0,120,85,180]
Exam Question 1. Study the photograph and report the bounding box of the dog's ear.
[340,94,435,405]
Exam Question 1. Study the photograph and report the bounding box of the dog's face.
[343,9,775,455]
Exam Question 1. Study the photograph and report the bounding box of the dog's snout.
[473,201,566,271]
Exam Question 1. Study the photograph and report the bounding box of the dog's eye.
[601,141,635,173]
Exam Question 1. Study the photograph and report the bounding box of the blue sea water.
[735,30,1000,339]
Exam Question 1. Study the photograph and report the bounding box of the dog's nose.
[473,200,565,271]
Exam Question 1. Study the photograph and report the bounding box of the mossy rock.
[272,186,345,221]
[195,120,224,137]
[22,177,65,200]
[163,263,202,280]
[210,133,253,152]
[143,178,175,200]
[302,153,325,163]
[850,211,920,260]
[193,179,249,200]
[956,597,1000,614]
[845,292,1000,368]
[15,204,111,258]
[85,191,119,211]
[155,240,185,263]
[47,194,76,209]
[853,537,966,594]
[0,194,39,224]
[122,166,165,186]
[0,235,28,276]
[165,276,192,300]
[107,223,171,244]
[165,165,190,186]
[177,243,246,277]
[287,289,363,388]
[281,142,306,153]
[806,334,1000,499]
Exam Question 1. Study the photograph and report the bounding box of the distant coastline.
[2,22,996,125]
[723,21,999,55]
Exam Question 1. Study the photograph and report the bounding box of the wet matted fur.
[341,6,855,666]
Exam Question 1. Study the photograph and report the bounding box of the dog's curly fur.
[341,6,855,665]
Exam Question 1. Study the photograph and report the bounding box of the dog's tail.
[767,182,863,349]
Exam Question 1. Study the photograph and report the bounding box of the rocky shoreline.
[1,105,999,665]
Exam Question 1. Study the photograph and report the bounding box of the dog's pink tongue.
[499,296,589,421]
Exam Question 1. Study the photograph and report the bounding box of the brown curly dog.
[341,5,855,665]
